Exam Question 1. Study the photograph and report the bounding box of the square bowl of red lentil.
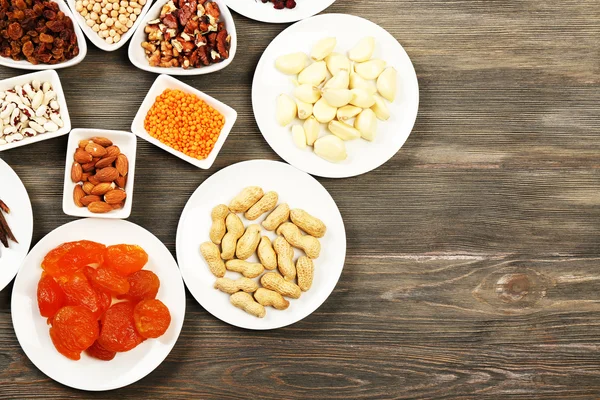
[130,74,237,169]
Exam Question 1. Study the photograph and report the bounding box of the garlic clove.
[312,98,337,124]
[371,95,391,121]
[291,125,307,149]
[349,89,376,108]
[354,59,387,80]
[296,99,313,120]
[321,88,354,108]
[314,135,347,163]
[310,37,337,61]
[294,84,321,104]
[298,61,328,86]
[348,37,375,62]
[349,70,377,94]
[276,94,297,127]
[354,109,378,141]
[324,69,350,90]
[325,52,351,75]
[328,120,361,141]
[337,105,363,122]
[303,116,320,146]
[377,67,397,102]
[275,52,308,75]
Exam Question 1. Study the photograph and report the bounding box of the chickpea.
[118,14,127,24]
[92,3,100,12]
[126,19,133,28]
[139,0,146,5]
[119,6,126,13]
[126,6,133,12]
[129,14,136,21]
[80,8,88,16]
[120,0,128,6]
[100,13,107,22]
[86,3,92,10]
[114,20,122,29]
[105,17,114,27]
[106,36,114,44]
[113,34,121,43]
[86,19,95,27]
[121,25,129,33]
[105,3,112,10]
[90,11,98,19]
[75,1,83,11]
[92,24,100,32]
[82,0,88,6]
[112,9,119,17]
[100,22,107,30]
[133,7,140,15]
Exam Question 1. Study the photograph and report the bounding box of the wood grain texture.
[0,0,599,398]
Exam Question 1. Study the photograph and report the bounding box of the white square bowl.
[0,70,71,152]
[127,0,237,75]
[62,129,137,219]
[131,74,237,169]
[65,0,152,51]
[0,0,87,70]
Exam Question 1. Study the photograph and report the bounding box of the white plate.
[252,13,419,178]
[128,0,237,75]
[176,160,346,330]
[224,0,335,23]
[0,0,87,70]
[62,129,137,219]
[11,218,186,391]
[0,70,71,152]
[131,74,237,169]
[0,159,33,292]
[66,0,152,51]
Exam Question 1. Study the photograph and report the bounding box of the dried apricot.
[42,240,106,277]
[98,302,143,352]
[49,306,99,360]
[85,340,116,361]
[84,265,129,296]
[133,299,171,339]
[37,273,65,319]
[104,244,148,276]
[121,270,159,301]
[57,271,105,318]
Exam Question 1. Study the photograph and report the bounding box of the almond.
[92,137,113,147]
[95,156,117,169]
[111,202,124,210]
[74,148,93,164]
[96,167,119,182]
[82,161,97,173]
[88,201,113,213]
[81,195,101,206]
[88,174,100,186]
[91,182,114,196]
[82,181,95,194]
[106,145,120,158]
[71,162,82,183]
[73,185,85,207]
[79,139,91,148]
[115,154,128,176]
[85,142,108,158]
[104,189,127,204]
[115,175,127,188]
[81,172,91,182]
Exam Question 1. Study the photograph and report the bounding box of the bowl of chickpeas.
[67,0,152,51]
[130,74,238,169]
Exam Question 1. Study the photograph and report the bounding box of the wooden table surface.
[1,0,599,398]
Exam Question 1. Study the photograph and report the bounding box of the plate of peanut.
[176,159,346,330]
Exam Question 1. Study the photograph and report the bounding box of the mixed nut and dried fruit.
[275,37,397,163]
[71,136,129,213]
[0,79,64,146]
[0,199,17,253]
[144,88,225,160]
[260,0,296,10]
[141,0,231,69]
[75,0,145,45]
[201,186,326,318]
[0,0,79,64]
[37,241,171,360]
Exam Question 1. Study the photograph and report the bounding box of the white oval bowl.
[65,0,152,51]
[0,0,87,70]
[128,0,237,75]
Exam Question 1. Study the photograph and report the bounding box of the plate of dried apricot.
[11,218,186,391]
[176,159,346,330]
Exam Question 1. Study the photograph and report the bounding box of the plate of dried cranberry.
[224,0,335,24]
[11,218,186,391]
[0,0,87,69]
[128,0,236,75]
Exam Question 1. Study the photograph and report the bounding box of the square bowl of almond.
[62,129,137,219]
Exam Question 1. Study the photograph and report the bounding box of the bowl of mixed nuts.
[62,128,136,219]
[0,0,87,70]
[0,70,71,151]
[128,0,236,75]
[66,0,153,51]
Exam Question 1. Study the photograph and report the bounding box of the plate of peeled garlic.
[252,13,419,178]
